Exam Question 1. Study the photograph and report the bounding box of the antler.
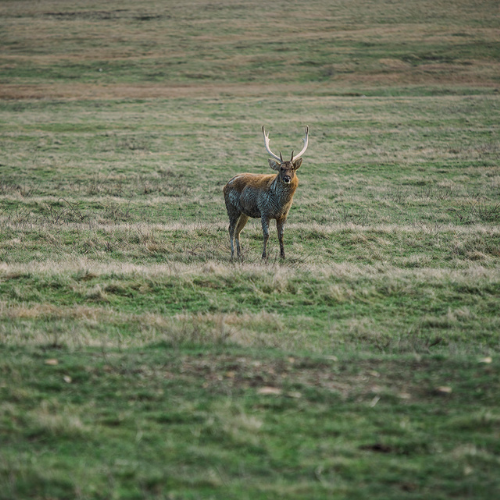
[262,126,282,163]
[292,126,309,162]
[263,126,309,163]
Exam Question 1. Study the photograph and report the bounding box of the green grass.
[1,0,500,498]
[1,0,499,91]
[2,345,500,499]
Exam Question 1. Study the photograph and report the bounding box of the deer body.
[226,173,298,219]
[223,127,309,259]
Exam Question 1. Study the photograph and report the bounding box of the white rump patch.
[229,175,243,185]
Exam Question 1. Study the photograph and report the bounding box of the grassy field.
[1,0,500,498]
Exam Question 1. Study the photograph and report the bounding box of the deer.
[223,126,309,260]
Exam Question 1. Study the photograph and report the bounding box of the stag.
[223,126,309,259]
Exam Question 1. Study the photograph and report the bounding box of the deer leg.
[234,214,249,258]
[228,214,239,260]
[277,218,286,259]
[261,216,270,259]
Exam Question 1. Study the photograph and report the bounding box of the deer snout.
[283,175,291,184]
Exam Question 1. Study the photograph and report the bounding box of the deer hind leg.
[234,214,249,258]
[227,213,240,260]
[261,216,270,259]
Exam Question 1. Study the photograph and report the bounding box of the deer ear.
[293,158,303,170]
[268,159,281,171]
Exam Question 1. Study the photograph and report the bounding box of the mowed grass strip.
[1,257,499,353]
[1,220,500,264]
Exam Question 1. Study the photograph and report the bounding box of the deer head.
[262,126,309,184]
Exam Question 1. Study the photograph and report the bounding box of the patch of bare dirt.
[0,82,318,100]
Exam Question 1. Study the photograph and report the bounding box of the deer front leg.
[261,216,270,259]
[277,218,286,259]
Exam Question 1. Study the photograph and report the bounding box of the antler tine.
[292,126,309,162]
[290,150,294,162]
[262,126,282,163]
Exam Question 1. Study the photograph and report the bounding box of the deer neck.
[271,175,298,200]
